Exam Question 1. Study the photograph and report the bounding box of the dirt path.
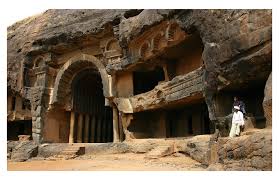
[8,153,206,171]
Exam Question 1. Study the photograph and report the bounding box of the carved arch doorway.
[69,68,113,143]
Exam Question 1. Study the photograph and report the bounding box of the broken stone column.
[121,113,135,141]
[263,72,272,128]
[18,135,31,141]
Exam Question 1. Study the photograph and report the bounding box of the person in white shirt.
[229,106,244,138]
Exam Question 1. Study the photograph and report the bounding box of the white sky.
[6,8,46,26]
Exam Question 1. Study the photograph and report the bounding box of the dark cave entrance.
[216,80,268,130]
[71,68,113,143]
[7,120,32,140]
[133,66,165,95]
[127,101,213,139]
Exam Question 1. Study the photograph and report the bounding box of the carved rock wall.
[214,129,272,170]
[114,67,204,113]
[7,9,272,143]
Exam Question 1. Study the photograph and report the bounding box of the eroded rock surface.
[9,141,38,162]
[7,10,272,171]
[176,135,211,164]
[214,129,272,170]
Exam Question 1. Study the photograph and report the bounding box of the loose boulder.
[10,141,38,162]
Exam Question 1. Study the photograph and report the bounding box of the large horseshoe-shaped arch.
[50,53,112,107]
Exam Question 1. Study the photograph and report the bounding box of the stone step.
[62,151,79,155]
[47,154,78,161]
[64,147,83,151]
[145,144,174,159]
[61,146,85,155]
[48,145,85,160]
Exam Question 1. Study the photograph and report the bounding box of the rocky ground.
[7,128,271,171]
[8,153,206,171]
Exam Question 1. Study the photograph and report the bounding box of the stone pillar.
[119,111,124,141]
[157,112,166,138]
[96,116,102,142]
[102,114,107,142]
[121,114,135,141]
[77,113,83,143]
[31,72,49,144]
[15,96,22,111]
[162,64,170,81]
[69,111,75,143]
[90,115,96,142]
[113,105,120,142]
[7,96,13,112]
[192,109,202,135]
[30,57,55,144]
[84,114,90,143]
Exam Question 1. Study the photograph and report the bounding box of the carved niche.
[129,21,187,61]
[103,38,123,66]
[27,53,56,88]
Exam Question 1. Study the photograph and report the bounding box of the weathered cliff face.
[8,9,271,93]
[211,129,272,171]
[7,9,272,139]
[7,9,127,93]
[116,9,271,135]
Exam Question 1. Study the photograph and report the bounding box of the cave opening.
[216,80,267,129]
[7,120,32,140]
[127,101,213,139]
[166,101,212,138]
[70,68,113,143]
[161,32,204,80]
[133,66,165,95]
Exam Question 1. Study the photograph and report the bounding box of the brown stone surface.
[7,10,272,171]
[18,135,31,141]
[8,9,271,98]
[175,135,211,164]
[9,140,38,162]
[214,129,272,170]
[114,67,204,113]
[8,10,127,92]
[8,10,271,126]
[263,73,272,127]
[7,129,272,170]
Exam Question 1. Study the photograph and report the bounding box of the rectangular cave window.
[166,102,211,138]
[133,66,165,95]
[7,120,32,140]
[161,32,204,80]
[127,101,212,139]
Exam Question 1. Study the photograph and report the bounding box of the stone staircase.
[48,144,85,160]
[145,144,175,159]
